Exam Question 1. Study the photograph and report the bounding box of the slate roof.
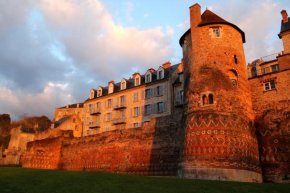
[54,116,71,128]
[279,18,290,38]
[86,63,180,102]
[179,9,246,46]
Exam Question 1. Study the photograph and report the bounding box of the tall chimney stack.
[189,4,202,53]
[281,10,288,23]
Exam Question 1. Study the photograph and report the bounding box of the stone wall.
[255,101,290,182]
[23,115,183,176]
[22,137,64,170]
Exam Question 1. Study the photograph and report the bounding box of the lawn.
[0,166,289,193]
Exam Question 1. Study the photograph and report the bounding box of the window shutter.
[129,123,132,129]
[141,91,145,100]
[138,107,141,116]
[111,99,113,107]
[136,92,139,101]
[154,103,158,113]
[164,102,167,112]
[105,101,107,109]
[151,88,154,98]
[161,86,164,95]
[130,108,133,117]
[176,91,180,102]
[141,106,145,116]
[154,87,157,96]
[124,95,126,105]
[116,97,119,107]
[103,114,106,122]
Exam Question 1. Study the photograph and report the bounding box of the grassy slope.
[0,167,289,193]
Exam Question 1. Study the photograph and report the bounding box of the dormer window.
[158,71,163,79]
[97,87,102,97]
[90,90,95,99]
[134,76,140,86]
[146,74,150,82]
[121,79,126,90]
[108,83,114,94]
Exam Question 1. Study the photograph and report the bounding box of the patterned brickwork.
[255,102,290,182]
[180,112,262,182]
[22,137,63,170]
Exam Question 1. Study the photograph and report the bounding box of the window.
[133,123,139,128]
[97,102,101,111]
[107,99,112,108]
[133,92,139,102]
[251,67,257,77]
[106,127,110,132]
[108,83,114,94]
[73,118,76,123]
[90,91,94,99]
[158,71,163,79]
[264,80,276,91]
[180,90,184,102]
[107,113,112,121]
[271,64,279,72]
[120,95,125,106]
[134,107,140,117]
[67,124,72,130]
[212,27,220,37]
[202,95,208,105]
[135,77,140,86]
[157,102,164,113]
[97,88,102,97]
[157,86,163,96]
[146,74,151,83]
[209,94,214,104]
[75,125,78,131]
[145,89,151,99]
[87,130,91,135]
[232,79,237,86]
[234,55,238,64]
[145,105,151,115]
[121,81,126,90]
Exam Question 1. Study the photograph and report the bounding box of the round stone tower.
[179,4,262,182]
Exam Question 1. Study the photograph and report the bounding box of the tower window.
[212,27,221,37]
[234,55,238,64]
[202,95,208,105]
[209,94,214,104]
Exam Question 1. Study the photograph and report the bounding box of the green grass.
[0,167,289,193]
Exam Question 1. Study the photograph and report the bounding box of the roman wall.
[249,70,290,182]
[23,115,183,176]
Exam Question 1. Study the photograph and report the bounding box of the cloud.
[143,13,149,18]
[0,0,174,120]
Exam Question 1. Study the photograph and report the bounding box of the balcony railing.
[174,100,184,107]
[88,122,100,129]
[90,108,101,115]
[112,117,126,125]
[113,102,126,110]
[248,66,280,78]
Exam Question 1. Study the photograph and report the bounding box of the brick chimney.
[189,4,202,52]
[162,62,171,69]
[281,10,288,23]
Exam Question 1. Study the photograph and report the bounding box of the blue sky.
[0,0,289,120]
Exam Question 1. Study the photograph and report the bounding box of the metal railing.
[112,117,126,125]
[113,102,126,110]
[90,108,101,115]
[87,122,100,128]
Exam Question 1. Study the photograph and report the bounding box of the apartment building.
[83,62,184,136]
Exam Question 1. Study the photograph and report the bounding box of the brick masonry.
[23,115,183,176]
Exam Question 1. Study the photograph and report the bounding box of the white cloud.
[0,0,174,120]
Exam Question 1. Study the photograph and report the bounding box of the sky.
[0,0,289,121]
